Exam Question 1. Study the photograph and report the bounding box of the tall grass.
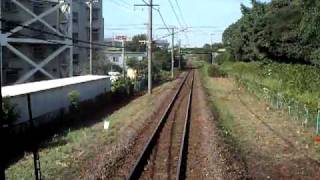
[220,61,320,131]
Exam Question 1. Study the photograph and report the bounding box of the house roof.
[2,75,109,97]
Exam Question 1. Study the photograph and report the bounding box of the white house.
[104,51,147,69]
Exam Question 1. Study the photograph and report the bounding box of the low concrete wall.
[2,75,111,125]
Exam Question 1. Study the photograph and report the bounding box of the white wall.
[8,77,111,125]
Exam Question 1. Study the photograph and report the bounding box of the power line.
[139,0,170,33]
[167,0,190,47]
[109,0,131,9]
[167,0,182,27]
[155,28,188,41]
[1,27,104,50]
[118,0,131,7]
[173,0,187,26]
[155,8,171,33]
[0,19,125,48]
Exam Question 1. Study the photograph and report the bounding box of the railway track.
[126,70,194,180]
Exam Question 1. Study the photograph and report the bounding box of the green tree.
[222,0,320,65]
[127,34,147,52]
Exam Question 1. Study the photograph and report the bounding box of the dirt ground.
[204,76,320,180]
[186,71,247,180]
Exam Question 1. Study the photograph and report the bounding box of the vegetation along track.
[127,70,194,180]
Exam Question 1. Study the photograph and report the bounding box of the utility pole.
[210,33,214,64]
[122,40,126,78]
[89,0,93,74]
[178,40,181,70]
[147,0,153,94]
[134,1,158,94]
[0,5,5,179]
[69,1,73,77]
[171,28,174,79]
[0,3,3,86]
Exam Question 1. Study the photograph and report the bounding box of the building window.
[33,45,46,60]
[73,54,79,64]
[92,9,99,20]
[73,33,79,44]
[32,2,45,15]
[113,57,117,62]
[73,12,78,23]
[93,33,99,41]
[3,1,17,12]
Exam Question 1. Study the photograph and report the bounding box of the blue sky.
[103,0,269,47]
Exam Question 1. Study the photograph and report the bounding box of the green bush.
[215,52,235,65]
[68,91,80,110]
[111,77,134,96]
[2,97,19,125]
[207,64,226,78]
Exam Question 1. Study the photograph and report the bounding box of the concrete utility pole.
[171,28,174,79]
[147,0,153,94]
[210,33,214,64]
[0,4,5,180]
[89,0,93,74]
[178,40,181,70]
[122,40,126,78]
[69,1,73,77]
[134,1,159,94]
[0,4,2,86]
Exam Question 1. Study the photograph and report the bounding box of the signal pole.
[171,28,174,78]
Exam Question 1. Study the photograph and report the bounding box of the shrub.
[111,77,134,97]
[68,91,81,110]
[2,97,19,126]
[215,52,235,65]
[207,64,226,78]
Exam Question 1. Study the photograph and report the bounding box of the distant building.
[155,40,169,49]
[104,51,147,69]
[103,37,147,71]
[0,0,104,85]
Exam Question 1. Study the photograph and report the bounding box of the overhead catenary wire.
[2,28,148,53]
[109,0,131,9]
[173,0,187,26]
[139,0,171,33]
[155,28,188,41]
[167,0,183,27]
[155,8,171,33]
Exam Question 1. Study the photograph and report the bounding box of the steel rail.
[126,71,191,180]
[176,71,194,180]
